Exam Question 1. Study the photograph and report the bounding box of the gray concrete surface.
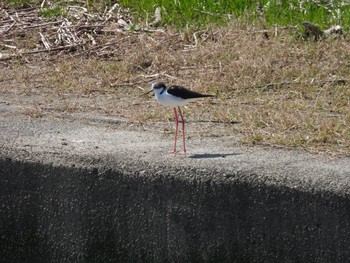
[1,107,350,262]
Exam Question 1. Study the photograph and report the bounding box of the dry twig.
[0,2,135,60]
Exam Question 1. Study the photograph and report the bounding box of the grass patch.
[120,0,350,29]
[263,0,350,28]
[39,6,66,18]
[5,0,350,29]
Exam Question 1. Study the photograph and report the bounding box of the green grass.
[263,0,350,28]
[120,0,252,27]
[5,0,350,29]
[119,0,350,29]
[39,6,66,18]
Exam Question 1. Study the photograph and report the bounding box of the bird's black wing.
[167,86,214,99]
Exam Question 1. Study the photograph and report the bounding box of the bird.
[143,82,214,154]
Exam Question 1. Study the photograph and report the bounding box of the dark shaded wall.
[0,157,349,262]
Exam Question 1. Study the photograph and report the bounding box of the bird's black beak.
[141,89,153,97]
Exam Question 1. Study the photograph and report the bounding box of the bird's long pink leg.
[178,106,186,154]
[169,107,179,154]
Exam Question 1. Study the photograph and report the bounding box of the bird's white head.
[151,82,166,96]
[142,82,166,97]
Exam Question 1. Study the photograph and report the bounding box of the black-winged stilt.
[144,82,214,154]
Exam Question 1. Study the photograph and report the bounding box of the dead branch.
[149,7,162,27]
[302,21,324,41]
[0,44,79,60]
[324,25,343,36]
[301,22,343,41]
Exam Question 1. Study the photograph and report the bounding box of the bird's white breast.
[155,91,191,107]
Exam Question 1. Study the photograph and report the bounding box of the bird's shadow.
[189,153,241,159]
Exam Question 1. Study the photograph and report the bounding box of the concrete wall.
[1,157,350,262]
